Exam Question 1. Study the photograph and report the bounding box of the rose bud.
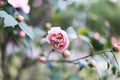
[63,50,71,58]
[17,15,24,22]
[39,56,46,63]
[88,60,97,67]
[46,27,69,51]
[18,30,26,38]
[45,22,52,29]
[113,43,120,52]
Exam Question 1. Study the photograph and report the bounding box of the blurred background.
[0,0,120,80]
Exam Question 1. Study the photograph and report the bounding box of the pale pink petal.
[21,5,30,14]
[8,0,20,8]
[8,0,30,14]
[48,27,62,35]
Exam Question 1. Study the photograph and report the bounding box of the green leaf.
[112,66,117,75]
[77,60,86,72]
[46,61,53,71]
[79,35,94,54]
[40,38,47,46]
[0,11,18,27]
[0,11,8,18]
[4,15,18,27]
[44,77,51,80]
[15,51,25,57]
[18,22,35,40]
[78,27,88,35]
[79,35,90,43]
[51,72,63,80]
[23,38,32,50]
[29,0,34,5]
[111,50,119,74]
[66,73,81,80]
[100,54,110,70]
[33,27,46,37]
[66,27,77,39]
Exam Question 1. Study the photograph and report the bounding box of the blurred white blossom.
[24,47,41,59]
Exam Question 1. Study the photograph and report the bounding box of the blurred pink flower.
[0,0,4,6]
[111,36,117,44]
[93,32,100,40]
[18,30,26,38]
[8,0,30,14]
[24,47,41,59]
[46,27,69,51]
[32,0,42,7]
[113,43,120,52]
[39,56,46,63]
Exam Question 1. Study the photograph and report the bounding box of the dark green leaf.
[29,0,34,5]
[0,11,8,18]
[4,15,18,27]
[18,22,35,40]
[111,50,119,74]
[112,66,117,75]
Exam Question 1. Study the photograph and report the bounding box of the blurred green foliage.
[87,0,120,35]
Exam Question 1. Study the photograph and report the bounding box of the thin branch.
[48,49,112,63]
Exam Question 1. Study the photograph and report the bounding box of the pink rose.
[46,27,69,51]
[8,0,30,14]
[113,43,120,52]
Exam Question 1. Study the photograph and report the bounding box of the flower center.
[51,33,64,48]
